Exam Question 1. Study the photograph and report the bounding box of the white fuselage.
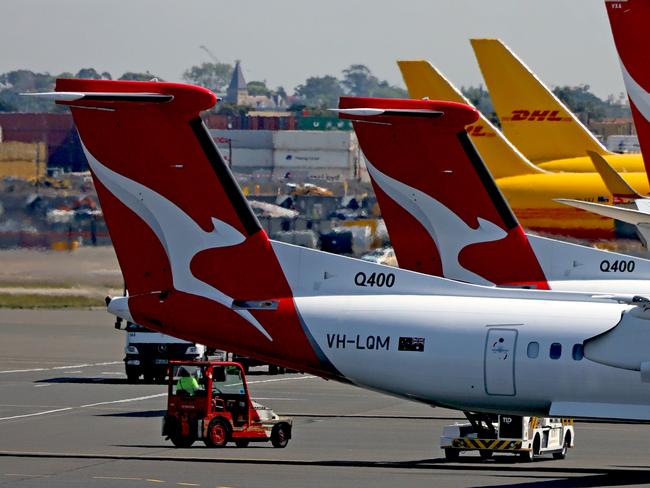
[296,293,649,419]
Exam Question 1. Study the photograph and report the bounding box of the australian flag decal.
[398,337,425,352]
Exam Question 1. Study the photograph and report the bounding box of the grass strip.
[0,293,104,309]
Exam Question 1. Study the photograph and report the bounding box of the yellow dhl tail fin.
[587,150,642,199]
[470,38,609,163]
[397,59,544,179]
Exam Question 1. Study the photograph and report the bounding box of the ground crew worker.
[176,368,200,396]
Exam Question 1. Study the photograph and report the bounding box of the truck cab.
[122,321,206,383]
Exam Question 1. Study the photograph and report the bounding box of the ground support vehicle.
[162,360,292,448]
[440,412,574,461]
[120,321,205,383]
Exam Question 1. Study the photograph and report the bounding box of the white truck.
[120,321,207,383]
[440,413,574,461]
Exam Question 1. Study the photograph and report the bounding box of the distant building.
[226,60,248,105]
[225,60,281,109]
[590,117,636,139]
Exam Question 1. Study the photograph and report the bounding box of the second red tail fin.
[606,0,650,184]
[338,97,548,289]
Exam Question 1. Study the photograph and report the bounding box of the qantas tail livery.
[40,80,650,423]
[338,96,548,288]
[606,0,650,183]
[470,38,609,163]
[51,79,592,378]
[397,60,544,179]
[346,94,650,292]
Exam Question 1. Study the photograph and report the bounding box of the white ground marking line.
[33,384,53,388]
[93,476,143,481]
[252,397,306,401]
[80,393,167,408]
[0,375,315,422]
[247,375,315,385]
[0,368,47,374]
[0,407,73,421]
[0,361,121,374]
[5,474,52,478]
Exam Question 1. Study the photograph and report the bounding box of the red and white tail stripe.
[338,97,549,289]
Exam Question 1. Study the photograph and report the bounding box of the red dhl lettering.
[505,110,568,122]
[467,124,492,137]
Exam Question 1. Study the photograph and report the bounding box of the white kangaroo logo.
[621,59,650,125]
[366,160,507,285]
[82,142,273,341]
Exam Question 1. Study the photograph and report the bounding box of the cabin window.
[550,343,562,360]
[572,344,584,361]
[526,341,539,359]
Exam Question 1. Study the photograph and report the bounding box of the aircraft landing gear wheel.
[444,448,460,461]
[235,439,250,448]
[271,423,290,448]
[479,450,493,460]
[205,419,229,448]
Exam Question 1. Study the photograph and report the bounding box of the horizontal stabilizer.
[331,108,443,118]
[556,198,650,226]
[22,91,173,104]
[587,150,642,198]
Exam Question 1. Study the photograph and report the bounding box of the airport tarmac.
[2,309,650,487]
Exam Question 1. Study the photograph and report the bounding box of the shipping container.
[296,116,353,131]
[273,149,352,169]
[217,148,274,168]
[272,131,354,151]
[0,113,86,171]
[210,130,274,149]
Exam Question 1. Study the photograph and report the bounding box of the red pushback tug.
[162,360,292,448]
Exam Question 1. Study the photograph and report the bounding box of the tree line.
[0,63,630,123]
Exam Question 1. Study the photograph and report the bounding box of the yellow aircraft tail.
[470,38,609,162]
[397,60,544,179]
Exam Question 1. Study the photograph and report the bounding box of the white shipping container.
[211,130,274,149]
[273,131,355,151]
[273,149,353,169]
[272,167,355,181]
[606,135,640,153]
[215,147,274,168]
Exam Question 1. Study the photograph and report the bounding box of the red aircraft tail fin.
[338,97,548,289]
[52,79,315,358]
[606,0,650,183]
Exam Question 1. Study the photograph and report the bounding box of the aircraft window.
[572,344,584,361]
[550,343,562,360]
[526,341,539,359]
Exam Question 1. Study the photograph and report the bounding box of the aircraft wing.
[556,198,650,246]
